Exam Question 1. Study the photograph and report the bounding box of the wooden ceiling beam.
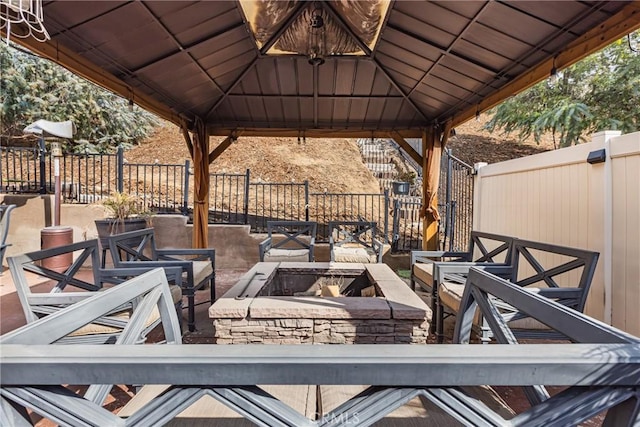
[450,2,640,129]
[207,128,424,138]
[8,35,186,128]
[208,135,234,164]
[390,133,423,165]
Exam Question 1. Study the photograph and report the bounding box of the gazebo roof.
[13,1,640,136]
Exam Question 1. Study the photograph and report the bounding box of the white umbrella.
[23,119,75,138]
[23,120,76,226]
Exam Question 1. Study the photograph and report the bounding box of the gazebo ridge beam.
[206,128,425,138]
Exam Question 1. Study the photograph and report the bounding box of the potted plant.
[94,192,148,265]
[392,170,416,195]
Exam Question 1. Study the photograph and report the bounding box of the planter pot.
[392,181,410,195]
[94,218,148,266]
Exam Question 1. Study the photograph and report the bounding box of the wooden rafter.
[208,135,234,164]
[390,132,422,165]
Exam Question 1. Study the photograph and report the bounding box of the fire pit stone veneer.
[209,262,431,344]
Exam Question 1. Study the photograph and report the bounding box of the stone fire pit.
[209,262,430,344]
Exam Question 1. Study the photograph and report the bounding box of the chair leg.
[101,248,107,268]
[436,300,445,344]
[175,301,184,335]
[429,286,438,335]
[184,287,196,332]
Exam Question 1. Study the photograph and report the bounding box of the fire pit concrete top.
[209,262,429,321]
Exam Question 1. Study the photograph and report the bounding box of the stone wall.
[213,317,429,345]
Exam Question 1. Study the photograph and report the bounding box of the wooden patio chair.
[0,204,16,272]
[109,227,215,332]
[1,268,182,406]
[7,239,185,344]
[259,220,317,262]
[329,220,383,263]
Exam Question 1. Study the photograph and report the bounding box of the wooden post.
[191,118,210,248]
[421,127,442,250]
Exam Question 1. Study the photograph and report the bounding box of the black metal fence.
[439,148,474,252]
[1,145,190,212]
[391,197,422,252]
[1,144,474,251]
[208,169,389,241]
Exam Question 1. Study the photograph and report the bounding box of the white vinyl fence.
[473,130,640,336]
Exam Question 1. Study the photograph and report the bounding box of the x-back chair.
[453,267,633,412]
[109,227,215,332]
[329,220,383,263]
[259,221,317,262]
[1,268,182,406]
[411,231,516,334]
[7,239,185,344]
[436,238,599,343]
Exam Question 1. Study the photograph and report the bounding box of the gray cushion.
[333,246,376,263]
[264,248,310,262]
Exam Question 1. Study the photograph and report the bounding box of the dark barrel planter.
[94,218,148,266]
[392,181,410,195]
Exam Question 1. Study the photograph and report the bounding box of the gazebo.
[7,1,640,249]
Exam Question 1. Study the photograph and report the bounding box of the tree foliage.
[0,43,158,153]
[485,32,640,148]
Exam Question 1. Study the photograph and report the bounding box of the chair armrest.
[115,260,192,277]
[527,287,584,309]
[29,292,96,305]
[258,237,272,262]
[99,266,184,287]
[435,262,513,284]
[411,250,471,265]
[156,248,215,263]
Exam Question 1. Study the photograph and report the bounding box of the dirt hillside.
[126,117,553,192]
[125,123,380,194]
[447,116,553,166]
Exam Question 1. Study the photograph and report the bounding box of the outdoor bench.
[434,238,599,343]
[7,239,185,343]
